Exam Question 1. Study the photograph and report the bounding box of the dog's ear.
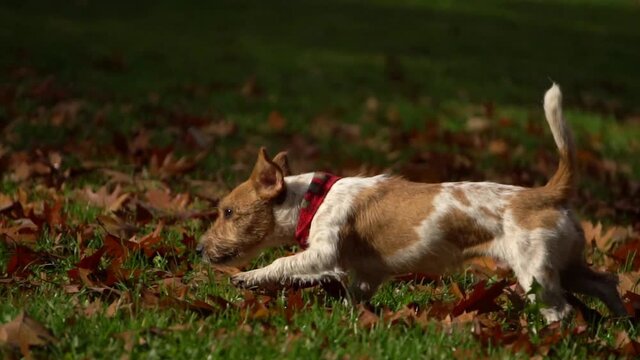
[250,147,285,199]
[272,151,291,176]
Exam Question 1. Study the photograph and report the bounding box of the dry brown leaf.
[384,306,418,326]
[97,215,138,240]
[450,282,465,301]
[203,121,236,138]
[84,299,103,317]
[488,139,508,155]
[0,193,14,212]
[582,221,632,252]
[158,277,188,299]
[80,185,130,212]
[267,111,287,131]
[101,169,135,185]
[114,330,139,354]
[618,272,640,294]
[0,218,39,245]
[0,311,56,358]
[357,304,379,329]
[614,330,640,356]
[148,152,205,179]
[453,310,478,325]
[144,189,189,212]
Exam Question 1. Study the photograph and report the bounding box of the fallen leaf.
[0,193,14,212]
[143,189,189,213]
[114,330,138,354]
[43,199,65,228]
[6,246,43,277]
[267,111,287,132]
[0,311,56,358]
[452,280,508,316]
[488,140,508,155]
[614,330,640,356]
[148,151,205,179]
[611,238,640,270]
[0,219,39,245]
[285,289,304,321]
[83,299,103,317]
[357,304,379,329]
[128,222,164,257]
[618,272,640,294]
[97,215,138,240]
[79,185,129,212]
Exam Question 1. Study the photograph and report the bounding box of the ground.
[1,0,640,359]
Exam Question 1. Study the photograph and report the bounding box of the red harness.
[294,172,342,248]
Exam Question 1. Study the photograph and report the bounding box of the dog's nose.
[195,243,204,256]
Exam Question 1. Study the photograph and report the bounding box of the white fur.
[544,83,570,153]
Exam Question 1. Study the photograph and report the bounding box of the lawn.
[1,0,639,358]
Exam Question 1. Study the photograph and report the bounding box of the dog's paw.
[231,272,256,289]
[231,271,278,291]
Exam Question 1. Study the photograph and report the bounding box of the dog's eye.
[223,208,233,219]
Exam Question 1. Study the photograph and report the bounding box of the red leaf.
[104,235,129,259]
[285,289,304,322]
[181,234,196,250]
[611,239,640,270]
[44,199,65,228]
[6,246,41,277]
[623,291,640,318]
[452,280,508,316]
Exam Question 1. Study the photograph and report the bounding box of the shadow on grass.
[0,0,638,115]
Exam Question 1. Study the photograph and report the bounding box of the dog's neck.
[270,173,316,246]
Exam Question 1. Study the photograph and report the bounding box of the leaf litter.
[0,67,639,358]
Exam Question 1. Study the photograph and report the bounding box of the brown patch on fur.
[451,188,471,206]
[438,208,494,249]
[339,178,442,258]
[508,188,563,231]
[462,242,493,258]
[546,145,575,201]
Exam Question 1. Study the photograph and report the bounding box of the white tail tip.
[544,83,562,114]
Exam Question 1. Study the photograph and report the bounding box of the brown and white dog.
[198,84,626,322]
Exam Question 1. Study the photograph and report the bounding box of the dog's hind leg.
[507,233,573,323]
[516,264,573,323]
[560,262,628,318]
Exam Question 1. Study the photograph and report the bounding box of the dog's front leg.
[231,245,338,289]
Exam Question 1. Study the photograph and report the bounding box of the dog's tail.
[543,83,576,202]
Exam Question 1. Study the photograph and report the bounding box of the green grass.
[1,0,640,358]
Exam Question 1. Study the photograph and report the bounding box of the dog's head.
[198,147,291,266]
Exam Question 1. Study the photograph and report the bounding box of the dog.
[197,84,627,322]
